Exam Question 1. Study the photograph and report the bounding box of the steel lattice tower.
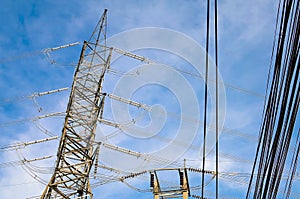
[41,9,111,198]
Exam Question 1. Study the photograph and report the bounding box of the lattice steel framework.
[150,168,190,199]
[41,9,111,198]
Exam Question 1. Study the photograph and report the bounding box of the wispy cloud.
[0,0,281,198]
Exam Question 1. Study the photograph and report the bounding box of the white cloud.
[0,0,281,198]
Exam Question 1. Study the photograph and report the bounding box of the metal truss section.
[150,168,190,199]
[41,9,111,199]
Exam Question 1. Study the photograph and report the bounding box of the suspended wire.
[219,171,300,187]
[24,161,54,174]
[218,152,253,164]
[93,167,217,195]
[190,176,220,199]
[173,66,264,98]
[93,167,148,188]
[103,93,257,142]
[192,190,239,199]
[214,0,219,198]
[0,110,255,173]
[0,112,65,128]
[101,142,183,168]
[0,138,292,189]
[110,44,265,98]
[97,163,125,175]
[108,64,265,98]
[26,195,42,199]
[247,0,300,197]
[97,129,123,142]
[283,129,300,198]
[0,42,79,64]
[247,0,283,194]
[0,136,58,152]
[33,121,57,137]
[15,149,49,185]
[3,142,298,198]
[0,181,39,189]
[95,166,300,190]
[0,153,53,169]
[0,87,69,106]
[92,173,121,187]
[98,115,255,166]
[202,0,210,198]
[96,105,257,168]
[107,68,138,77]
[41,42,265,99]
[166,110,257,141]
[0,50,42,64]
[121,178,151,193]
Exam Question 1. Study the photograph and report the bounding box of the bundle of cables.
[247,0,300,198]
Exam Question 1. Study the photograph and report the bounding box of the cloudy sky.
[0,0,284,198]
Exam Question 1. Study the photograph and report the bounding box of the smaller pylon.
[150,168,190,199]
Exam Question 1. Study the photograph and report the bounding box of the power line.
[108,64,265,99]
[0,112,65,128]
[247,0,300,197]
[0,136,58,152]
[0,87,69,113]
[201,0,210,197]
[0,155,53,168]
[214,0,219,198]
[0,42,79,64]
[0,181,39,189]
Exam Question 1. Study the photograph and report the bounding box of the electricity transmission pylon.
[40,9,111,198]
[150,168,190,199]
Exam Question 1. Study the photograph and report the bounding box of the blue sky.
[0,0,293,198]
